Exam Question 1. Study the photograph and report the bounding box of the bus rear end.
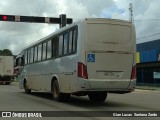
[77,19,136,97]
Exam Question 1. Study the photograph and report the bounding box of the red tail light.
[78,62,88,79]
[131,65,136,79]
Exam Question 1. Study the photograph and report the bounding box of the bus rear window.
[87,23,131,45]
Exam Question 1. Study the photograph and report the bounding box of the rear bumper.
[0,76,14,82]
[0,75,14,77]
[77,78,136,93]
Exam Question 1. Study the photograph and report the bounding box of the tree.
[0,50,2,55]
[0,49,13,56]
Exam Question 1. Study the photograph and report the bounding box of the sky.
[0,0,160,55]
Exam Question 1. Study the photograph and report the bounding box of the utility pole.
[59,14,67,28]
[129,3,134,23]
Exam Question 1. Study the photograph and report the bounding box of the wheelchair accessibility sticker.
[87,54,95,62]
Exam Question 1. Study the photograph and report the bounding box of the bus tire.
[88,92,107,102]
[24,80,31,94]
[52,80,70,102]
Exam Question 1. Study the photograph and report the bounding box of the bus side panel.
[26,54,78,93]
[57,55,78,93]
[26,61,52,91]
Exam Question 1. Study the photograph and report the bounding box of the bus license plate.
[103,71,123,78]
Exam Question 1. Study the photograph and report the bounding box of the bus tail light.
[78,62,88,79]
[131,65,136,80]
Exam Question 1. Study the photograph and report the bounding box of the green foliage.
[0,49,13,56]
[0,50,2,55]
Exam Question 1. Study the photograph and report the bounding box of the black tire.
[24,80,31,94]
[52,80,70,102]
[88,92,107,102]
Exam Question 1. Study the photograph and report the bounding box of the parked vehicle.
[0,56,14,85]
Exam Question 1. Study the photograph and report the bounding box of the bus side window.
[25,51,28,64]
[69,31,73,54]
[47,40,52,59]
[16,57,24,67]
[21,56,25,66]
[63,32,69,55]
[30,48,34,63]
[52,37,58,58]
[34,46,38,62]
[73,29,77,53]
[28,49,31,64]
[58,35,63,56]
[69,29,77,54]
[15,58,19,67]
[38,44,42,61]
[42,42,47,60]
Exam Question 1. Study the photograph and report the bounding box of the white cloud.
[0,0,160,54]
[134,0,160,43]
[101,4,128,20]
[0,0,107,54]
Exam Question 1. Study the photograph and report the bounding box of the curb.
[136,86,160,91]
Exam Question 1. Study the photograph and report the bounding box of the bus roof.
[21,18,131,52]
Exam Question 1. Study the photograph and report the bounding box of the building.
[137,39,160,86]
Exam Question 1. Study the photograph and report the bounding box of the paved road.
[0,82,160,120]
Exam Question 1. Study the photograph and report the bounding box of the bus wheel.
[52,80,70,102]
[88,92,107,102]
[24,80,31,94]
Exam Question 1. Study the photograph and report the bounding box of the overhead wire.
[137,25,160,35]
[103,0,160,41]
[132,0,152,8]
[132,0,160,40]
[137,32,160,40]
[107,0,152,19]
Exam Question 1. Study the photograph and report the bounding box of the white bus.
[16,18,136,102]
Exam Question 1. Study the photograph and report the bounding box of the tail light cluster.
[131,65,136,79]
[78,62,88,79]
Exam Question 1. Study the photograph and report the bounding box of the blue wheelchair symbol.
[87,54,95,62]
